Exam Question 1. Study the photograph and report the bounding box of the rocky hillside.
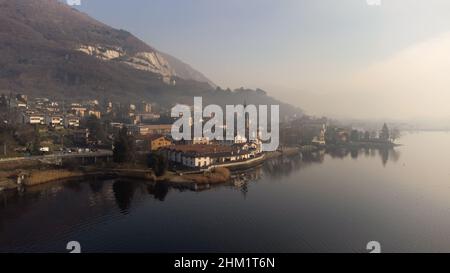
[0,0,302,117]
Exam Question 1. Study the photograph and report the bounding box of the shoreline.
[0,143,398,192]
[0,147,313,192]
[0,166,234,192]
[0,151,278,192]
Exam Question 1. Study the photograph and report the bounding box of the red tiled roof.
[163,144,249,157]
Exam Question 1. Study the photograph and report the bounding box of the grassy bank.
[0,167,234,192]
[0,153,238,191]
[165,167,231,184]
[24,169,87,186]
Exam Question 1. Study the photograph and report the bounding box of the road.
[0,149,113,163]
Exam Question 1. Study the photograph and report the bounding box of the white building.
[46,115,64,126]
[162,144,256,169]
[22,113,45,125]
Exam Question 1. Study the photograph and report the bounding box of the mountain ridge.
[0,0,213,86]
[0,0,302,118]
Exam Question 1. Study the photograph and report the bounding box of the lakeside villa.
[160,141,263,169]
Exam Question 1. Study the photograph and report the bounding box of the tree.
[380,123,390,142]
[0,94,7,109]
[325,127,337,144]
[30,126,41,155]
[391,128,401,142]
[300,126,318,145]
[0,124,12,157]
[350,129,360,142]
[147,152,168,177]
[84,114,106,143]
[113,127,135,163]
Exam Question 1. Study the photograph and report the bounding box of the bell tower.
[244,100,250,143]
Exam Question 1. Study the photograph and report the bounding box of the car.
[39,147,50,153]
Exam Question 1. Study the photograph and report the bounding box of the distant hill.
[0,0,302,118]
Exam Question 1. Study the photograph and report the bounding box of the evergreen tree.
[31,126,41,155]
[350,129,360,142]
[380,123,390,142]
[325,127,337,144]
[147,152,168,177]
[0,94,7,109]
[113,127,135,163]
[84,114,106,143]
[364,131,370,141]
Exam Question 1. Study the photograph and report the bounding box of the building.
[46,115,64,127]
[88,110,101,119]
[64,115,80,128]
[139,102,152,113]
[312,124,327,145]
[135,113,160,123]
[336,129,350,143]
[280,116,328,145]
[148,135,172,151]
[161,144,255,169]
[71,106,87,117]
[22,113,45,125]
[136,124,172,136]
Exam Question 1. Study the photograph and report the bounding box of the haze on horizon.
[75,0,450,121]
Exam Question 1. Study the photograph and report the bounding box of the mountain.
[0,0,213,85]
[0,0,302,117]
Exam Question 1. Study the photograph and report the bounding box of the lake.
[1,131,450,253]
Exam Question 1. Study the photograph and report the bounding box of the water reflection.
[263,154,305,179]
[112,180,138,213]
[7,131,442,253]
[325,146,401,167]
[88,179,104,193]
[147,183,169,201]
[231,168,263,198]
[1,146,401,216]
[65,180,83,192]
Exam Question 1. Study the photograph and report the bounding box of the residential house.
[46,115,64,127]
[64,115,80,128]
[148,135,172,151]
[71,106,87,117]
[22,113,45,125]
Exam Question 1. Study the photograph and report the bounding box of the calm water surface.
[1,131,450,253]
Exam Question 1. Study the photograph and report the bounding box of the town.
[0,93,268,169]
[0,92,399,191]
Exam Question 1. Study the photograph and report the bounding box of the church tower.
[244,100,250,143]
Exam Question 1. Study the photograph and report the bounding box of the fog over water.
[77,0,450,120]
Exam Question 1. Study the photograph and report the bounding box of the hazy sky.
[75,0,450,120]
